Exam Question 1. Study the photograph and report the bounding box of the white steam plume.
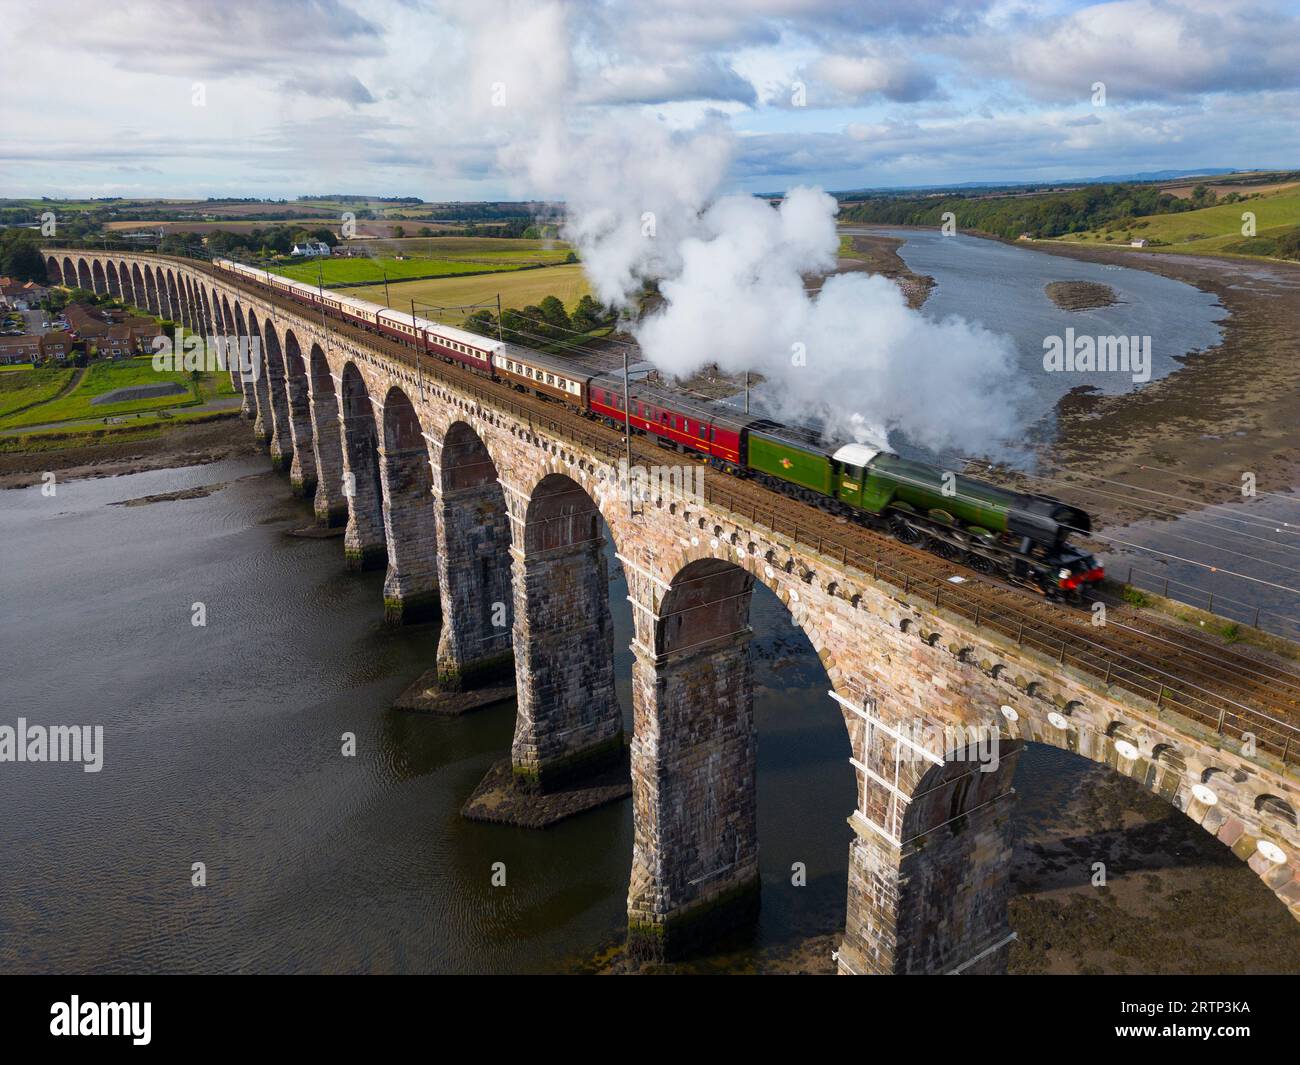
[454,0,1031,459]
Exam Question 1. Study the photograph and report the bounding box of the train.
[212,256,1104,598]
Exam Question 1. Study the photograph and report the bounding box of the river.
[2,459,1296,973]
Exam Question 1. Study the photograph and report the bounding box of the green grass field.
[0,358,204,429]
[337,264,592,324]
[0,367,76,421]
[270,237,574,288]
[1059,188,1300,257]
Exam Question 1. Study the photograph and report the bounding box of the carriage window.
[698,424,707,438]
[709,427,716,440]
[546,374,554,385]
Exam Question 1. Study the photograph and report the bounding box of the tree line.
[463,294,614,347]
[840,183,1254,240]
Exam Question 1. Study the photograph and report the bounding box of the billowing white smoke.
[636,186,1029,457]
[454,0,1031,459]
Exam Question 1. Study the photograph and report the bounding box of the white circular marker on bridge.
[1191,784,1218,806]
[1256,840,1287,865]
[1047,711,1069,730]
[1113,740,1140,761]
[691,536,699,546]
[999,705,1018,722]
[764,565,774,579]
[789,590,799,603]
[710,538,719,550]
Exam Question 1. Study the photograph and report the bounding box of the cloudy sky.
[2,0,1297,200]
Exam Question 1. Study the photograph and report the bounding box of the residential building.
[0,334,42,364]
[40,331,73,361]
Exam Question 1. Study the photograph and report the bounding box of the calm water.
[3,459,1289,973]
[858,226,1225,409]
[0,459,857,973]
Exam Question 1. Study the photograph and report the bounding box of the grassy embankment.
[0,357,236,453]
[1057,187,1300,258]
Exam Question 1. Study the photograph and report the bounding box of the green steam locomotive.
[741,420,1104,597]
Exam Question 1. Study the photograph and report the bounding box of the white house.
[1130,238,1149,248]
[291,241,331,257]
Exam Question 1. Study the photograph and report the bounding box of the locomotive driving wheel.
[889,514,922,545]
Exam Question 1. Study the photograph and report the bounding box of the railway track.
[172,254,1300,765]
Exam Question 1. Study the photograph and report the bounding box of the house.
[64,302,110,338]
[40,331,73,361]
[0,278,47,309]
[101,324,135,358]
[290,241,331,257]
[1130,238,1149,248]
[129,323,164,354]
[0,334,42,364]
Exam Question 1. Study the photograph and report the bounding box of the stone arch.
[104,260,120,299]
[201,285,215,336]
[278,328,315,496]
[508,471,622,789]
[165,270,181,326]
[62,256,76,289]
[376,387,438,623]
[185,275,200,330]
[143,265,159,314]
[432,420,513,688]
[339,361,387,571]
[45,256,61,284]
[260,320,294,471]
[244,309,272,445]
[227,295,255,420]
[626,553,854,962]
[992,700,1299,926]
[132,264,147,311]
[306,343,346,526]
[91,259,106,296]
[118,260,135,305]
[76,258,92,292]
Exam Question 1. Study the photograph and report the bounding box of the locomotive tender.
[212,256,1103,598]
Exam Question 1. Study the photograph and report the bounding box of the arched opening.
[339,362,387,571]
[62,257,76,290]
[91,259,106,296]
[165,271,181,326]
[77,258,92,292]
[261,320,294,470]
[627,556,854,968]
[45,256,60,284]
[199,286,214,338]
[143,266,159,315]
[105,261,120,299]
[118,260,135,306]
[307,343,346,526]
[132,264,146,311]
[244,309,272,445]
[432,421,513,689]
[377,388,438,623]
[277,329,315,493]
[1004,741,1300,973]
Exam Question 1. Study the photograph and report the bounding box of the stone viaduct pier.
[44,248,1300,973]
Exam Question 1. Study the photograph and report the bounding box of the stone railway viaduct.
[44,248,1300,974]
